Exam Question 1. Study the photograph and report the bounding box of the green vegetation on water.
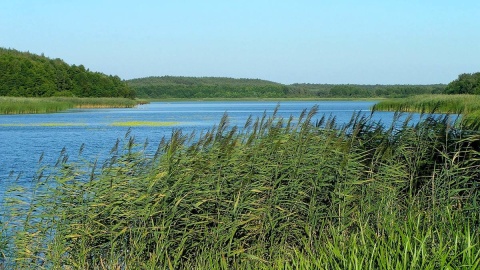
[0,123,87,127]
[110,121,180,127]
[373,94,480,129]
[372,73,480,129]
[0,97,145,114]
[373,94,480,114]
[1,107,479,269]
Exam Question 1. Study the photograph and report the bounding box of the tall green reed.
[373,94,480,130]
[0,97,144,114]
[1,106,479,269]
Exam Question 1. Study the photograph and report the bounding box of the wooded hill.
[128,76,446,99]
[1,47,461,100]
[127,76,290,98]
[0,48,135,98]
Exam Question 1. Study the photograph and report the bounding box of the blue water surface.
[1,100,410,201]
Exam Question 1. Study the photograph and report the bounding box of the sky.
[1,0,479,85]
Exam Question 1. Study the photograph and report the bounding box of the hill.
[0,47,448,100]
[0,48,135,98]
[128,76,446,99]
[127,76,289,98]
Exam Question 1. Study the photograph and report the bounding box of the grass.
[373,94,480,113]
[373,94,480,129]
[1,106,480,269]
[54,97,146,109]
[0,97,147,114]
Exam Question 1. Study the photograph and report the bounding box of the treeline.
[128,76,289,98]
[0,48,135,98]
[289,83,445,98]
[128,76,446,99]
[445,72,480,94]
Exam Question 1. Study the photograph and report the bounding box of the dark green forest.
[0,48,135,98]
[4,47,476,100]
[445,72,480,94]
[128,76,446,99]
[127,76,290,98]
[288,83,445,98]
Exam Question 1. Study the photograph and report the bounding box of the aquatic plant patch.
[110,121,180,127]
[0,123,87,127]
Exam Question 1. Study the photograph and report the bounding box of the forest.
[445,72,480,94]
[128,76,446,99]
[0,48,135,98]
[288,83,445,98]
[127,76,290,98]
[1,47,477,104]
[3,47,473,100]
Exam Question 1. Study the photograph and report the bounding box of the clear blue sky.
[1,0,479,84]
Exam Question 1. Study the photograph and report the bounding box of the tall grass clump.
[50,97,142,108]
[0,97,146,114]
[1,106,480,269]
[373,94,480,114]
[0,97,72,114]
[373,94,480,129]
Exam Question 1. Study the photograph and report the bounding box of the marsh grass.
[373,94,480,129]
[1,107,479,269]
[0,97,72,114]
[373,94,480,113]
[0,97,144,114]
[54,97,141,109]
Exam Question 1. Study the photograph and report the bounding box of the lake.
[0,100,410,201]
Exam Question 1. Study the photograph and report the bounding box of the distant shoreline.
[144,97,385,102]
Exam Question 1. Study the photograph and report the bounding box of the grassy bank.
[0,97,147,114]
[373,94,480,129]
[1,107,480,269]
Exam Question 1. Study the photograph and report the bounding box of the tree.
[0,47,136,98]
[445,72,480,94]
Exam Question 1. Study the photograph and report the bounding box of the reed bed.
[1,107,480,269]
[52,97,140,109]
[0,97,72,114]
[0,97,145,114]
[373,94,480,129]
[372,94,480,114]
